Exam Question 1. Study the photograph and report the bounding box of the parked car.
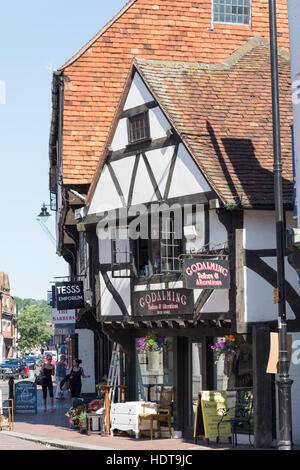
[0,358,27,380]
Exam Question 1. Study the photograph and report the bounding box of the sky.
[0,0,127,300]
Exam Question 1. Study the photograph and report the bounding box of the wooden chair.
[0,399,14,431]
[138,386,173,440]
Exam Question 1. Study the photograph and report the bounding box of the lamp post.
[268,0,293,450]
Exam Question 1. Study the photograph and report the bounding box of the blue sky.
[0,0,127,300]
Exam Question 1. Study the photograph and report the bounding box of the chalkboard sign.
[194,391,232,443]
[15,381,37,413]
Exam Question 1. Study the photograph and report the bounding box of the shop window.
[213,0,251,26]
[136,337,174,402]
[128,111,150,144]
[213,336,253,390]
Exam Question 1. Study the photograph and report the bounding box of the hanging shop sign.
[183,258,231,289]
[54,281,85,310]
[133,288,194,316]
[51,309,76,324]
[54,323,76,335]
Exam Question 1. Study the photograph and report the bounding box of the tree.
[17,304,53,351]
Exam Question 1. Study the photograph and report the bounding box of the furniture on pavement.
[138,386,173,440]
[0,398,14,431]
[217,388,253,448]
[110,401,156,439]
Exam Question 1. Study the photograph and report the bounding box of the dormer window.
[213,0,251,26]
[128,111,150,144]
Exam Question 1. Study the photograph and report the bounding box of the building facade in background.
[0,272,18,361]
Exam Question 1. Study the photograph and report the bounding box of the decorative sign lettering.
[133,288,193,316]
[183,258,230,289]
[52,309,76,324]
[15,381,37,414]
[55,281,84,310]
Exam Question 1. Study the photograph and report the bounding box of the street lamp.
[37,203,52,222]
[268,0,293,450]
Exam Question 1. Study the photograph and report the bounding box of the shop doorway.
[135,337,174,402]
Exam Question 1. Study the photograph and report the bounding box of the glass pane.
[213,0,251,25]
[192,343,202,425]
[136,338,174,402]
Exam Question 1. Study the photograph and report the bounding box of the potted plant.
[136,332,167,352]
[211,335,244,363]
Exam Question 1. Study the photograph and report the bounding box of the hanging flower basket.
[136,332,167,352]
[211,335,244,363]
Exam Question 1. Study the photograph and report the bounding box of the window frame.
[127,111,151,145]
[212,0,251,27]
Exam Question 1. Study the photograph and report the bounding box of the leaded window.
[128,112,150,144]
[213,0,251,26]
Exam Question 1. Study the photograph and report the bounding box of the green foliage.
[17,301,53,351]
[14,297,52,321]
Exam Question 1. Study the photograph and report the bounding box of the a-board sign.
[194,391,232,441]
[183,258,231,289]
[15,381,37,413]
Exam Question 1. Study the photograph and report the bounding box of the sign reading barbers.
[183,258,231,289]
[54,281,85,310]
[133,288,193,316]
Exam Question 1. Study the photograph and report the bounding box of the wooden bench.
[217,388,253,447]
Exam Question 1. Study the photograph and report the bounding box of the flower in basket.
[211,335,244,362]
[136,332,166,352]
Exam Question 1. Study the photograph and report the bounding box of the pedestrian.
[40,354,55,412]
[55,354,67,400]
[69,359,90,398]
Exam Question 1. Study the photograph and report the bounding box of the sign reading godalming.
[133,288,193,316]
[183,258,230,289]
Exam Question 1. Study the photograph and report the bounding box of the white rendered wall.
[244,211,300,323]
[123,72,154,110]
[75,328,95,393]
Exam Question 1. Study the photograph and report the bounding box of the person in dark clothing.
[69,359,90,398]
[40,354,55,412]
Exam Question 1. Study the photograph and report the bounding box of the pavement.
[0,379,261,452]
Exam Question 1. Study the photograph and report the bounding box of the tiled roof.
[52,0,290,186]
[89,37,293,208]
[133,38,293,207]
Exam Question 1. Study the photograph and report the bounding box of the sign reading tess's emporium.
[133,288,193,316]
[54,281,84,310]
[183,258,231,289]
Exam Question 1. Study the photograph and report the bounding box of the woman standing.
[40,354,55,412]
[69,359,90,398]
[55,354,67,400]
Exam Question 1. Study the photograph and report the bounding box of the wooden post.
[102,385,113,436]
[117,385,127,403]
